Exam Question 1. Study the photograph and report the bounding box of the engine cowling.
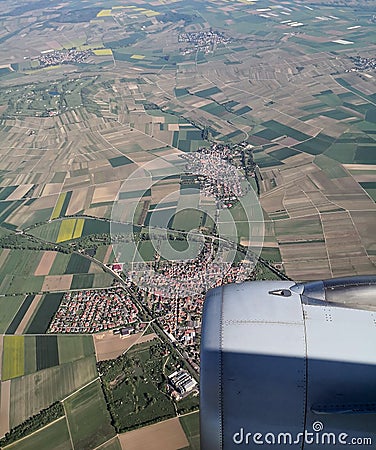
[200,277,376,449]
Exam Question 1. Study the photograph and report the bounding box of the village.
[182,144,247,208]
[178,29,231,55]
[37,48,93,67]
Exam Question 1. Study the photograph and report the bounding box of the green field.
[5,295,35,335]
[0,250,42,276]
[0,296,25,333]
[5,417,72,450]
[57,335,95,365]
[0,275,44,295]
[260,247,282,263]
[36,336,59,371]
[180,411,200,450]
[64,380,116,450]
[29,221,63,242]
[49,253,71,275]
[10,356,98,427]
[65,253,91,274]
[314,154,348,179]
[108,155,133,167]
[24,336,37,375]
[25,293,64,334]
[275,217,323,237]
[70,273,95,289]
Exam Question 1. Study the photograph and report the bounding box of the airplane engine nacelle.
[200,276,376,449]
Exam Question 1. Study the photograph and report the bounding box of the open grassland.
[9,356,98,427]
[4,417,72,450]
[64,379,115,450]
[2,336,24,381]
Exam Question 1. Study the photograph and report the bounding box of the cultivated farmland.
[9,355,98,427]
[64,380,115,450]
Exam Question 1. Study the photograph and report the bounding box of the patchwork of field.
[118,417,189,450]
[0,7,374,280]
[0,248,114,297]
[0,0,374,446]
[260,151,375,280]
[9,355,98,427]
[0,335,95,444]
[1,334,95,380]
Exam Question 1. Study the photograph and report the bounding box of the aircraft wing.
[200,276,376,449]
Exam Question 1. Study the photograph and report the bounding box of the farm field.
[96,437,122,450]
[57,335,95,365]
[93,330,144,361]
[9,355,98,427]
[4,417,72,450]
[179,411,200,450]
[2,336,24,380]
[64,379,115,450]
[0,246,114,298]
[0,296,25,334]
[118,417,189,450]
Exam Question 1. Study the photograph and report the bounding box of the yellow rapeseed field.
[50,192,66,220]
[56,218,76,242]
[2,336,24,380]
[72,219,85,239]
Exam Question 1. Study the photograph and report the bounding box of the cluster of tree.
[159,12,198,24]
[0,402,64,447]
[0,233,57,252]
